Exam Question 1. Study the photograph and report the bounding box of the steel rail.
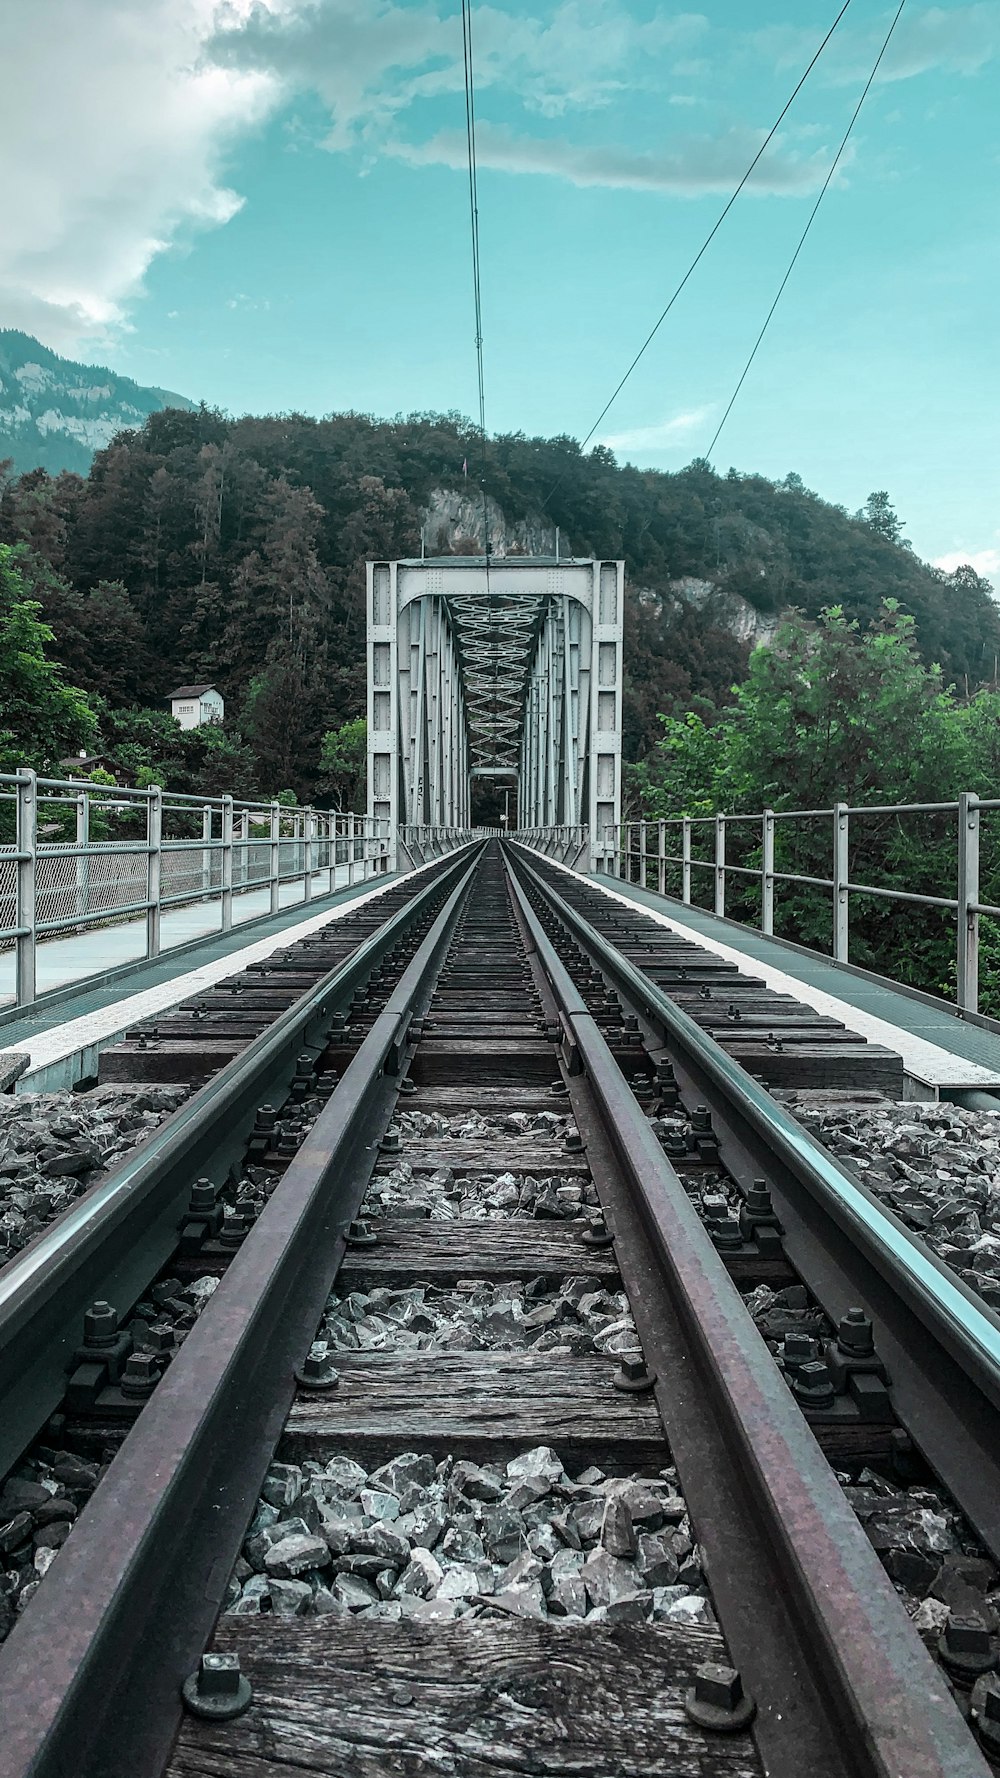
[505,844,991,1778]
[0,843,479,1482]
[0,846,482,1778]
[511,844,1000,1560]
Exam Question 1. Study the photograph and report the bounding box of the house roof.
[167,684,220,699]
[58,751,123,776]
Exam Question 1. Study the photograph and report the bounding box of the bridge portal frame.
[367,557,623,872]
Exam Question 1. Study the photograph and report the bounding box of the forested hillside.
[1,404,997,800]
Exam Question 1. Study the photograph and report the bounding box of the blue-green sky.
[4,1,998,572]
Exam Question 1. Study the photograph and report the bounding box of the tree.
[240,643,330,800]
[0,544,95,771]
[860,490,908,548]
[320,718,366,810]
[634,603,979,995]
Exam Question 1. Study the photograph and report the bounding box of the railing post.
[639,821,647,891]
[657,820,666,896]
[15,768,37,1007]
[75,790,90,921]
[327,814,336,893]
[145,785,162,960]
[201,804,213,897]
[269,802,280,913]
[682,817,692,905]
[236,808,249,889]
[762,808,775,935]
[833,802,849,963]
[303,808,314,904]
[221,795,233,932]
[957,791,980,1014]
[348,814,356,886]
[714,815,726,916]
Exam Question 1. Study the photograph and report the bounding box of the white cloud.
[209,2,710,141]
[756,4,999,86]
[933,547,1000,581]
[600,408,713,453]
[389,121,840,196]
[0,0,277,349]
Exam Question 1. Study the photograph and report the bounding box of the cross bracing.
[367,557,623,871]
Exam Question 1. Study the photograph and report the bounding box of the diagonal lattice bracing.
[367,557,622,870]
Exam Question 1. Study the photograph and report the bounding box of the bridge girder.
[367,556,623,869]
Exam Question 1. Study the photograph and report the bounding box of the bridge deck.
[575,867,1000,1093]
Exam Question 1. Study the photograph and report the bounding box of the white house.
[168,684,225,730]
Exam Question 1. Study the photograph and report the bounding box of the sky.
[1,0,997,574]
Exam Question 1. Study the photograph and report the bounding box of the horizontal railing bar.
[773,871,835,890]
[845,882,959,910]
[844,801,959,817]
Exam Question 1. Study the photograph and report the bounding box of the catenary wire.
[538,0,856,515]
[460,0,501,772]
[706,0,909,461]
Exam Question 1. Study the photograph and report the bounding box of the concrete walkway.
[0,864,413,1093]
[0,869,366,1009]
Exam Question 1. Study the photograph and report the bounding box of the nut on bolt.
[346,1218,377,1247]
[938,1609,1000,1684]
[119,1351,160,1401]
[971,1673,1000,1755]
[182,1652,252,1722]
[581,1212,614,1249]
[836,1306,876,1356]
[294,1341,340,1392]
[613,1354,656,1394]
[791,1358,836,1409]
[684,1663,756,1734]
[83,1301,120,1346]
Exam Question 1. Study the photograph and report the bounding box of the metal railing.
[514,825,590,867]
[396,824,480,869]
[610,797,1000,1016]
[0,770,395,1008]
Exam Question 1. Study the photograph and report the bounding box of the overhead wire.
[538,0,856,514]
[706,0,909,461]
[460,0,500,770]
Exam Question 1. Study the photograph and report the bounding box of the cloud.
[600,408,713,453]
[0,0,277,348]
[389,121,841,196]
[755,4,999,86]
[209,2,710,141]
[933,547,1000,581]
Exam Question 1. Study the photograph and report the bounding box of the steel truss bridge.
[367,556,623,871]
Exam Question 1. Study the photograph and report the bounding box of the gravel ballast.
[226,1445,711,1625]
[790,1097,1000,1311]
[318,1278,640,1360]
[0,1086,188,1265]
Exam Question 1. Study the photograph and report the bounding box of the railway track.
[0,839,997,1776]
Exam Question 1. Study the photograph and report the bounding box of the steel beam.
[367,556,623,867]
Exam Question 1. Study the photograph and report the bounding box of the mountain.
[0,330,194,477]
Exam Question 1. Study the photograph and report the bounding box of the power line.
[460,0,489,545]
[706,0,909,462]
[460,0,501,766]
[539,0,856,513]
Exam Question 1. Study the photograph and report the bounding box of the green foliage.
[0,543,95,771]
[634,604,1000,1009]
[2,411,998,803]
[92,700,260,800]
[320,718,367,810]
[859,489,908,548]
